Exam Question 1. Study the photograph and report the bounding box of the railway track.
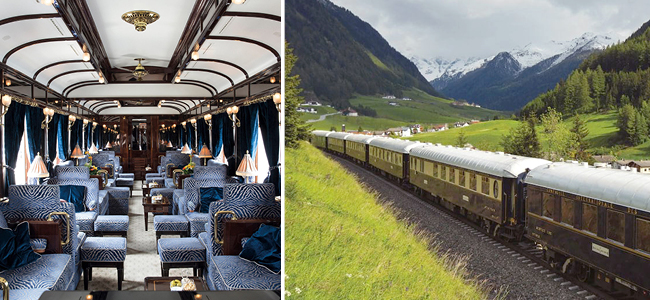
[326,152,629,300]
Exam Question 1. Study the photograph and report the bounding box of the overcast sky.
[327,0,650,60]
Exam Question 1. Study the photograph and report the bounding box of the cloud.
[327,0,650,59]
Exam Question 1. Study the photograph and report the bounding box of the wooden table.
[142,196,170,231]
[143,277,208,291]
[142,185,152,198]
[39,290,280,300]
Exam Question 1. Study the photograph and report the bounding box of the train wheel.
[576,263,592,283]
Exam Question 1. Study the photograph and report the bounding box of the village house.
[341,107,358,117]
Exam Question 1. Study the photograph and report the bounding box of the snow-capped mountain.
[411,33,614,84]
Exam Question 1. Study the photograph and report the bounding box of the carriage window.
[424,161,432,175]
[493,180,499,198]
[481,176,489,195]
[433,163,438,177]
[636,218,650,253]
[459,170,466,187]
[449,168,455,183]
[441,165,447,180]
[528,189,542,215]
[470,173,477,191]
[561,197,574,226]
[419,159,424,172]
[607,210,625,244]
[542,193,556,219]
[582,204,598,234]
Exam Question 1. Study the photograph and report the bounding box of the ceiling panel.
[200,40,275,77]
[37,61,93,82]
[0,18,71,60]
[0,0,56,21]
[86,0,196,68]
[50,72,99,93]
[7,41,85,79]
[182,71,232,94]
[68,83,212,98]
[210,17,280,54]
[226,0,281,16]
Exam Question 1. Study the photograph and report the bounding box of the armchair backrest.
[55,166,90,181]
[0,185,78,256]
[92,153,115,177]
[208,183,279,256]
[193,165,227,180]
[165,153,190,177]
[207,159,226,167]
[184,177,232,212]
[192,154,200,165]
[47,177,100,211]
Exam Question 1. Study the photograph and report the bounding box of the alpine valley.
[411,33,617,111]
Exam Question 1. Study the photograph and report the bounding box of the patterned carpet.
[76,181,195,291]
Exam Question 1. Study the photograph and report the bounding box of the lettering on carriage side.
[423,179,428,184]
[627,208,638,215]
[615,277,637,291]
[531,232,541,239]
[462,195,469,202]
[483,205,495,213]
[592,243,610,257]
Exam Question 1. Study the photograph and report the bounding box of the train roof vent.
[581,162,589,167]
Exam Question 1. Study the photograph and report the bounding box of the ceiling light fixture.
[121,10,160,32]
[232,0,246,4]
[4,79,11,86]
[270,77,276,84]
[175,76,181,83]
[39,0,54,6]
[82,52,90,62]
[98,75,105,84]
[191,50,199,61]
[132,58,149,81]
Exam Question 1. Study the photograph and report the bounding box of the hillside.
[285,142,485,299]
[285,0,441,108]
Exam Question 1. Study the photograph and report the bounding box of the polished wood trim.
[0,13,60,27]
[184,68,234,86]
[47,69,96,87]
[62,80,97,96]
[3,37,77,64]
[167,0,218,71]
[179,80,217,96]
[196,58,248,78]
[65,82,103,97]
[222,11,280,22]
[34,60,85,80]
[205,36,280,61]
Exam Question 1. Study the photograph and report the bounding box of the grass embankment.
[284,142,485,299]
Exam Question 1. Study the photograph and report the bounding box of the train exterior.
[410,146,549,237]
[526,162,650,297]
[311,130,333,149]
[326,132,351,155]
[344,134,377,164]
[368,138,422,182]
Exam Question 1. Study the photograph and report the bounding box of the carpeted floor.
[76,181,195,291]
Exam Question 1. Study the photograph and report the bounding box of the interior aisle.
[77,181,194,291]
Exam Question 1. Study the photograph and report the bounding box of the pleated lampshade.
[89,143,99,154]
[27,152,49,178]
[71,145,84,158]
[236,151,258,177]
[198,144,212,158]
[167,141,173,148]
[181,144,191,154]
[106,141,112,148]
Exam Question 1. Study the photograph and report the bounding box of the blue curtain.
[221,115,235,175]
[236,105,259,160]
[93,125,100,146]
[179,124,185,147]
[25,106,44,162]
[197,118,210,151]
[211,113,224,156]
[85,123,92,150]
[70,119,81,150]
[4,102,26,190]
[256,101,280,195]
[57,115,69,160]
[47,114,61,172]
[189,124,195,151]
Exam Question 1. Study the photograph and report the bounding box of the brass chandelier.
[121,10,160,32]
[132,58,149,81]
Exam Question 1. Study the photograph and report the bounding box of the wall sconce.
[82,52,90,62]
[116,101,121,108]
[191,50,199,61]
[273,93,281,112]
[232,0,246,4]
[1,94,12,123]
[41,108,55,129]
[172,124,176,133]
[204,114,212,130]
[68,115,76,131]
[190,118,197,129]
[92,122,98,129]
[4,79,10,86]
[181,121,186,129]
[98,75,105,84]
[83,119,89,130]
[113,124,117,129]
[103,124,107,133]
[270,76,276,84]
[226,105,240,127]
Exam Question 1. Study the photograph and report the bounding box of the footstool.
[115,177,134,196]
[94,215,129,237]
[81,237,127,290]
[154,215,189,246]
[158,237,205,277]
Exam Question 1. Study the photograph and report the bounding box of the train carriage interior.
[0,0,281,299]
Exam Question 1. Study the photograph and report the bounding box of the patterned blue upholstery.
[118,173,134,179]
[92,153,116,178]
[48,177,99,211]
[105,187,130,215]
[184,177,231,213]
[152,188,175,200]
[146,177,165,187]
[193,165,227,180]
[0,254,73,290]
[98,190,109,215]
[146,173,164,180]
[81,237,126,262]
[208,184,278,256]
[9,288,48,300]
[164,178,176,189]
[77,156,89,166]
[166,153,190,176]
[154,215,189,232]
[55,166,90,180]
[94,215,129,232]
[158,237,205,263]
[185,212,210,238]
[30,238,47,252]
[192,155,200,165]
[207,160,226,167]
[75,211,98,235]
[173,190,185,215]
[0,208,7,228]
[208,256,280,290]
[115,178,134,187]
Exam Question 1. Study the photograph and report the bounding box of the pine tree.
[501,118,541,158]
[634,110,648,145]
[285,42,311,148]
[591,65,606,110]
[540,108,571,161]
[617,104,637,145]
[455,128,468,147]
[570,114,590,161]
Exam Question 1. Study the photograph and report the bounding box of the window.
[256,127,270,183]
[419,159,424,172]
[449,168,455,183]
[470,173,476,191]
[607,210,625,244]
[459,170,466,187]
[433,163,438,177]
[561,197,574,225]
[582,204,598,234]
[528,189,542,215]
[493,180,499,198]
[441,165,446,180]
[636,218,650,253]
[424,161,432,176]
[542,193,556,219]
[481,176,489,195]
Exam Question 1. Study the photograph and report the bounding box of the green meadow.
[284,142,485,299]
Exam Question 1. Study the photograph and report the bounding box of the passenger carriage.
[0,0,282,299]
[367,138,422,184]
[343,134,377,165]
[526,162,650,298]
[409,145,549,238]
[310,130,332,149]
[324,132,351,156]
